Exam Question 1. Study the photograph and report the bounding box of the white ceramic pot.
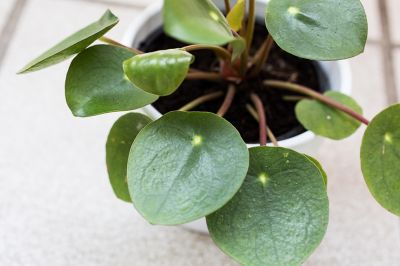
[122,0,352,234]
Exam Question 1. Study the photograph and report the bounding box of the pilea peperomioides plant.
[18,0,400,265]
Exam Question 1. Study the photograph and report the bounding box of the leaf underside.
[19,10,119,73]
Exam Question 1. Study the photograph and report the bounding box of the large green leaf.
[18,10,118,74]
[123,49,193,96]
[106,113,152,202]
[361,104,400,216]
[207,147,329,266]
[127,111,249,225]
[163,0,244,58]
[65,45,158,117]
[265,0,368,60]
[295,91,363,140]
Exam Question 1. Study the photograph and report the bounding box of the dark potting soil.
[138,23,328,143]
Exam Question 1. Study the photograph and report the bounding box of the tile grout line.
[377,0,398,104]
[0,0,28,72]
[68,0,146,10]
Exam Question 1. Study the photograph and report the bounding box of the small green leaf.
[163,0,244,58]
[127,111,249,225]
[106,113,152,202]
[305,155,328,188]
[227,0,245,31]
[361,104,400,216]
[265,0,368,60]
[123,49,193,96]
[18,10,119,74]
[207,147,329,266]
[230,37,246,62]
[65,45,158,117]
[295,91,363,140]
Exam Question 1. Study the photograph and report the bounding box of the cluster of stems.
[100,0,371,146]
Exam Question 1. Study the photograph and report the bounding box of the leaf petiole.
[263,80,370,125]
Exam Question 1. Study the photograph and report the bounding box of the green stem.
[186,71,223,82]
[246,104,278,146]
[240,0,256,75]
[251,34,274,76]
[282,95,310,102]
[217,84,236,116]
[99,36,143,54]
[250,93,267,146]
[182,45,232,61]
[263,80,370,125]
[178,91,224,112]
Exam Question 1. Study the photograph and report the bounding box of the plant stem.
[246,104,278,146]
[250,93,267,146]
[251,34,274,75]
[186,71,223,82]
[182,45,232,61]
[263,80,370,125]
[178,91,224,112]
[224,0,231,12]
[282,95,310,102]
[99,36,143,54]
[217,84,236,116]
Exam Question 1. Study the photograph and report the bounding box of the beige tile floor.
[0,0,399,265]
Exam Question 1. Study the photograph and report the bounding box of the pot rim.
[122,0,352,149]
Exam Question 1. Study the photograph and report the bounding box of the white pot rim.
[122,0,352,149]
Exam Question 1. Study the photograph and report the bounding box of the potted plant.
[18,0,400,265]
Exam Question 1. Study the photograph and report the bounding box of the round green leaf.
[106,113,152,202]
[207,147,329,266]
[123,49,193,96]
[295,91,363,140]
[127,111,249,225]
[65,45,158,117]
[18,10,119,74]
[265,0,368,60]
[361,104,400,216]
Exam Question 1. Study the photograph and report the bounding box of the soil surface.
[138,23,328,143]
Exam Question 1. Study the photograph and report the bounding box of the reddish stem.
[264,80,370,125]
[217,84,236,116]
[250,93,267,146]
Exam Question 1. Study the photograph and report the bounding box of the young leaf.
[227,0,245,31]
[18,10,118,74]
[163,0,245,58]
[295,91,363,140]
[361,104,400,216]
[127,111,249,225]
[106,113,152,202]
[207,147,329,266]
[123,49,194,96]
[65,45,158,117]
[265,0,367,60]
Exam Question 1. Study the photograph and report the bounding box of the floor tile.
[0,0,16,30]
[394,48,400,101]
[0,0,233,265]
[361,0,382,41]
[1,0,399,266]
[387,0,400,44]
